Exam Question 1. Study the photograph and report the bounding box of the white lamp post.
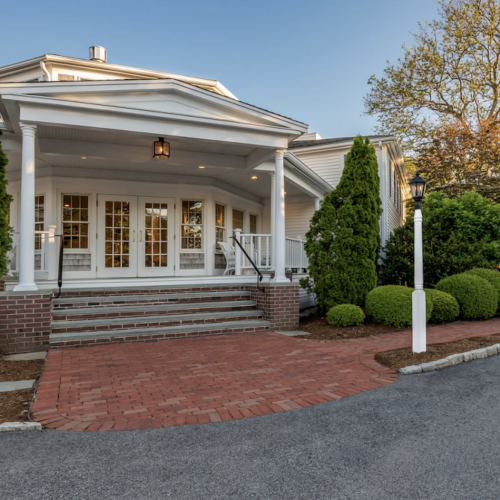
[409,172,427,353]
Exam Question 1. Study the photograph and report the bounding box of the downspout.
[40,61,51,81]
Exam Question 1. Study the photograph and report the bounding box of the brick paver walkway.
[32,318,500,432]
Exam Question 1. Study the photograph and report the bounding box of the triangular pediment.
[27,81,294,130]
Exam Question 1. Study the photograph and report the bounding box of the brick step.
[53,290,251,309]
[51,309,264,334]
[49,319,271,347]
[51,299,257,321]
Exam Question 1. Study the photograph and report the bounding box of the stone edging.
[0,422,42,432]
[399,343,500,375]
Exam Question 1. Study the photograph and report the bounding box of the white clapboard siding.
[292,150,343,188]
[285,199,315,239]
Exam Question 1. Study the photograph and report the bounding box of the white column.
[412,207,426,352]
[270,172,276,270]
[314,198,321,211]
[272,150,288,282]
[14,123,38,292]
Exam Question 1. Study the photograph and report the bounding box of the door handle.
[140,230,142,243]
[133,230,136,242]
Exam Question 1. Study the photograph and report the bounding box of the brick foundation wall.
[0,291,52,354]
[247,282,299,331]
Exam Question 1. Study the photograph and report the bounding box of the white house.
[0,47,408,353]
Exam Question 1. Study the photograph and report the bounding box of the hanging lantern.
[153,137,170,160]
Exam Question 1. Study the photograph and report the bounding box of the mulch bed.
[0,389,34,424]
[0,359,44,382]
[0,357,44,424]
[298,316,404,340]
[376,334,500,371]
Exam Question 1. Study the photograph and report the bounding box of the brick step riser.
[53,294,251,310]
[49,325,270,348]
[52,304,257,322]
[56,286,246,299]
[51,313,263,334]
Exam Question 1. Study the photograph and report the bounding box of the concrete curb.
[0,422,42,432]
[399,343,500,375]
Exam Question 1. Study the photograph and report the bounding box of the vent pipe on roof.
[89,46,107,63]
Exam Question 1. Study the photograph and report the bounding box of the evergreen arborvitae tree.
[0,131,13,277]
[301,136,382,312]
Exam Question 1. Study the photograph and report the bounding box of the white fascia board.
[4,95,295,149]
[0,79,307,133]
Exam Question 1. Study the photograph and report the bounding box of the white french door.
[97,195,175,278]
[137,197,175,277]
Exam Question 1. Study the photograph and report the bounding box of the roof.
[289,135,396,149]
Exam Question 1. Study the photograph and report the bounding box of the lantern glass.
[153,137,170,160]
[409,172,426,202]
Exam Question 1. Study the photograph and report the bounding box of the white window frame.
[232,208,245,234]
[181,199,204,253]
[215,203,226,251]
[61,193,91,254]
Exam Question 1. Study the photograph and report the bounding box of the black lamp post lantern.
[409,171,427,208]
[153,137,170,160]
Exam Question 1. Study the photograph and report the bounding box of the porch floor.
[31,318,500,431]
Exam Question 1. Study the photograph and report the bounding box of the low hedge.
[326,304,365,327]
[435,273,497,320]
[365,285,433,328]
[465,268,500,314]
[424,288,460,323]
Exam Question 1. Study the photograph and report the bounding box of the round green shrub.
[424,289,460,323]
[435,273,497,320]
[326,304,365,327]
[465,268,500,314]
[365,285,433,328]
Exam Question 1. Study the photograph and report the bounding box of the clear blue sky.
[1,0,440,138]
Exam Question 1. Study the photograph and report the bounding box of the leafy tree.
[301,137,382,311]
[365,0,500,152]
[379,191,500,287]
[0,131,13,277]
[414,118,500,202]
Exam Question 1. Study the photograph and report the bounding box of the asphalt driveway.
[2,355,500,499]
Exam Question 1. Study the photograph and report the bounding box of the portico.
[1,78,328,292]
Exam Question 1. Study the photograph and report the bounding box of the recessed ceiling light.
[251,176,257,180]
[199,166,206,169]
[81,156,87,159]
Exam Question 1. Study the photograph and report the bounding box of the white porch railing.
[7,230,52,276]
[233,231,308,275]
[285,236,308,270]
[235,231,273,274]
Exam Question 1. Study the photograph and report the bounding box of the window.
[181,200,203,250]
[232,209,244,233]
[215,204,226,245]
[62,195,89,249]
[389,161,392,197]
[250,214,258,234]
[393,170,397,203]
[35,195,44,250]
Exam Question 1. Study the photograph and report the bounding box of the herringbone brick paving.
[31,318,500,432]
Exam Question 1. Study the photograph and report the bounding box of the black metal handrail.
[230,235,264,292]
[54,234,65,298]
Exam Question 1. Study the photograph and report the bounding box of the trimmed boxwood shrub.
[465,268,500,314]
[435,273,497,320]
[424,288,460,323]
[365,285,433,328]
[326,304,365,327]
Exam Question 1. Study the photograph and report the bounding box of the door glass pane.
[104,200,131,268]
[144,202,168,267]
